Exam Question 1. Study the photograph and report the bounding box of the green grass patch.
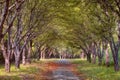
[0,60,43,80]
[71,59,120,80]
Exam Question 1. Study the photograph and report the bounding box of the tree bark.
[22,47,26,65]
[92,54,96,64]
[86,53,91,63]
[14,46,21,69]
[91,43,97,64]
[105,47,110,67]
[26,40,32,64]
[1,39,11,72]
[14,0,23,69]
[110,41,119,71]
[5,58,10,72]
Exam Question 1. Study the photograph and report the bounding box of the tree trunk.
[37,47,41,61]
[110,40,119,71]
[14,0,23,69]
[1,39,11,72]
[105,47,110,67]
[81,52,85,59]
[91,45,97,64]
[26,41,32,64]
[15,54,20,69]
[97,44,104,66]
[22,47,26,65]
[92,54,96,64]
[5,58,10,72]
[40,46,46,59]
[37,51,41,61]
[98,57,102,65]
[86,53,91,63]
[14,46,21,69]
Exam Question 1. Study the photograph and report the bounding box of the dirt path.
[43,59,84,80]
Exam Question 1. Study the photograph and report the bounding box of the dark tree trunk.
[37,50,41,61]
[98,57,102,65]
[86,53,91,63]
[110,39,119,71]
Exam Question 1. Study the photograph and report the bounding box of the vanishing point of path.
[44,59,83,80]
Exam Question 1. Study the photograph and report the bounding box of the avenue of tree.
[0,0,120,72]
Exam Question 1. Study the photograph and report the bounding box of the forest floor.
[1,59,120,80]
[0,59,85,80]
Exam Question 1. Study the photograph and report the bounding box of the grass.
[0,60,46,80]
[71,59,120,80]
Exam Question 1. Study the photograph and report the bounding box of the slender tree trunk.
[98,57,102,65]
[37,47,41,61]
[92,54,96,64]
[41,52,43,59]
[97,43,104,66]
[40,46,46,59]
[86,53,91,63]
[26,40,32,64]
[22,47,26,65]
[38,51,41,60]
[91,44,97,64]
[105,47,110,67]
[14,47,21,69]
[110,40,119,71]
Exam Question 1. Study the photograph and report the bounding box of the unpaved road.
[51,59,80,80]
